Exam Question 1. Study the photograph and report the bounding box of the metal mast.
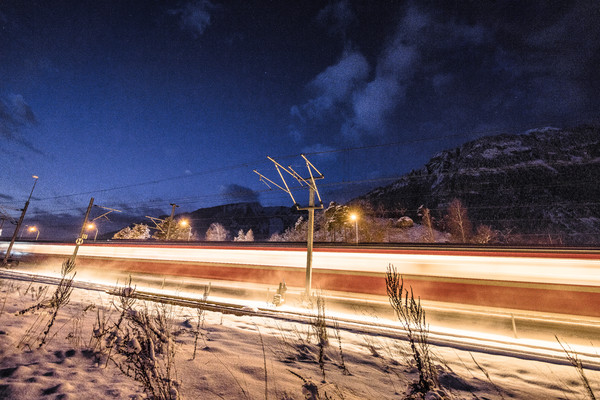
[254,154,324,295]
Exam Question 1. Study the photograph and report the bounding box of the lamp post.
[87,223,98,241]
[179,219,191,240]
[350,213,358,244]
[28,226,40,241]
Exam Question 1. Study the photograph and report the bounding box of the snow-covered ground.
[1,274,598,399]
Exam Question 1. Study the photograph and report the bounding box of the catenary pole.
[2,175,38,267]
[70,197,94,264]
[254,155,323,296]
[166,203,179,241]
[305,186,315,294]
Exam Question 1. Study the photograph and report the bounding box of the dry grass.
[557,336,597,400]
[386,264,438,397]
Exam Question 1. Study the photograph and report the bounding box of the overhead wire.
[6,122,598,241]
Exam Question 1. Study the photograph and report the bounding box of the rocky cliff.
[356,124,600,244]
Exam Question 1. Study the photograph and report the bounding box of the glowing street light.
[179,219,192,240]
[350,213,359,244]
[28,225,40,241]
[87,223,98,242]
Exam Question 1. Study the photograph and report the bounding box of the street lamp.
[179,219,191,240]
[87,223,98,241]
[28,225,40,241]
[350,213,359,244]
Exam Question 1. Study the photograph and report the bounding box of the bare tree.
[473,224,497,244]
[418,206,435,243]
[446,198,472,243]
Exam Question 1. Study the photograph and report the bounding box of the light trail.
[5,241,600,319]
[6,241,600,286]
[2,267,600,371]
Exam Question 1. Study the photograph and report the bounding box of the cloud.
[170,0,215,38]
[220,184,259,203]
[293,1,599,145]
[292,50,369,121]
[0,94,43,154]
[343,34,418,139]
[0,94,37,140]
[292,6,426,141]
[0,193,15,201]
[317,0,354,37]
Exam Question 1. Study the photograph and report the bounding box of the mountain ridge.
[355,124,600,244]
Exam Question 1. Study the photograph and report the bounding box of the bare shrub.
[386,264,437,396]
[66,304,95,348]
[557,336,597,400]
[470,353,506,400]
[90,278,181,399]
[473,224,498,244]
[310,293,329,382]
[192,284,211,360]
[16,259,77,349]
[0,291,7,320]
[111,302,180,399]
[418,206,436,243]
[102,277,138,367]
[332,320,350,375]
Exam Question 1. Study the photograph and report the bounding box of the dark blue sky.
[1,0,599,239]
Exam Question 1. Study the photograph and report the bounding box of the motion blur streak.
[7,242,600,285]
[4,241,600,317]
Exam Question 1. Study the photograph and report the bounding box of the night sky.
[1,0,599,239]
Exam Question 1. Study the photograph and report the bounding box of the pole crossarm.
[0,205,17,225]
[254,155,324,210]
[301,154,324,205]
[146,216,167,233]
[253,169,298,205]
[253,155,324,295]
[91,205,123,222]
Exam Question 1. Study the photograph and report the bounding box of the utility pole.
[70,197,94,264]
[301,185,316,295]
[254,154,324,295]
[2,175,38,267]
[86,204,122,242]
[166,203,179,241]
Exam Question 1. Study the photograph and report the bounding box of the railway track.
[3,267,600,371]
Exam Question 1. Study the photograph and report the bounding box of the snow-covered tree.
[152,219,192,241]
[269,217,307,242]
[206,223,229,241]
[324,202,350,241]
[234,229,254,241]
[113,223,151,240]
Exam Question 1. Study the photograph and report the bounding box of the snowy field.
[1,273,599,399]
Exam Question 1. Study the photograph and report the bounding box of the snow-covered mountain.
[356,124,600,245]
